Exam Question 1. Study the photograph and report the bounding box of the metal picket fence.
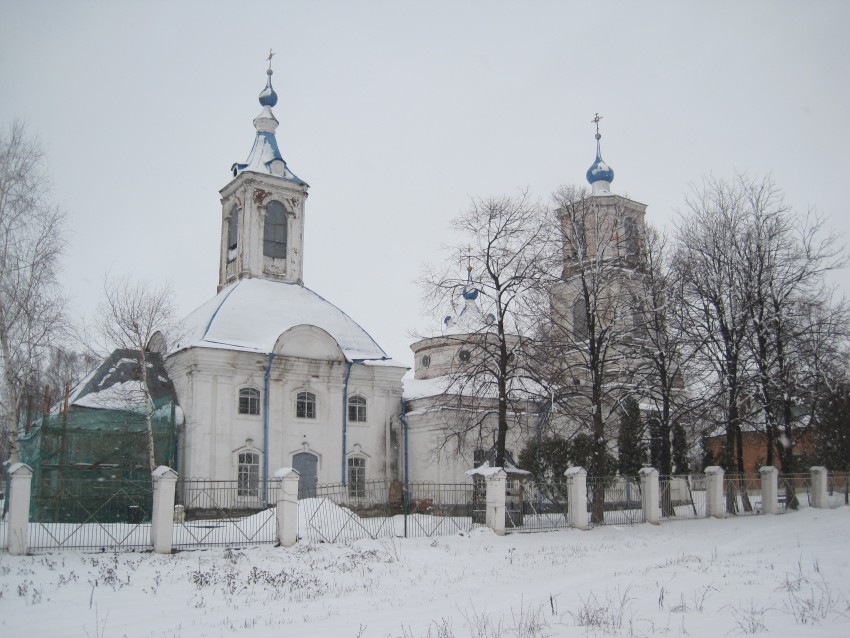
[28,474,153,552]
[721,474,762,516]
[826,472,850,508]
[300,480,482,543]
[172,478,282,549]
[301,480,397,543]
[585,476,645,526]
[778,473,812,511]
[659,474,707,520]
[504,478,571,533]
[403,481,482,538]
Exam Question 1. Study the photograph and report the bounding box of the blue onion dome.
[462,262,478,300]
[586,135,614,185]
[258,68,278,107]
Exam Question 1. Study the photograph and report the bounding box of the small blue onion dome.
[462,287,479,301]
[258,68,278,107]
[586,137,614,185]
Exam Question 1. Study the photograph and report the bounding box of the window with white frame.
[263,200,287,259]
[238,387,260,415]
[347,456,366,498]
[348,395,366,422]
[296,391,316,419]
[237,451,260,496]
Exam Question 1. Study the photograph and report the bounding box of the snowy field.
[1,507,848,638]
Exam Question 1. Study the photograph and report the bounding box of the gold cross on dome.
[267,49,275,69]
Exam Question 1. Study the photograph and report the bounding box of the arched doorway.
[292,452,318,498]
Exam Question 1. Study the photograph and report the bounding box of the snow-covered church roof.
[175,278,398,363]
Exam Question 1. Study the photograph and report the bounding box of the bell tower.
[218,53,309,291]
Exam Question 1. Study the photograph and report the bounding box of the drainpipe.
[262,352,276,505]
[400,397,410,538]
[400,398,409,488]
[341,361,352,485]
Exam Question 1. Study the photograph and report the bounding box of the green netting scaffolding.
[17,398,177,523]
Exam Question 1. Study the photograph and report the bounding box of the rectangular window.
[348,396,366,422]
[238,452,260,496]
[347,457,365,498]
[296,392,316,419]
[239,388,260,415]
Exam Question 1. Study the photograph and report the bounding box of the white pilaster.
[565,467,589,530]
[704,466,725,519]
[639,467,661,525]
[151,466,178,554]
[485,469,507,536]
[6,463,33,556]
[759,466,779,515]
[810,467,828,509]
[275,467,300,547]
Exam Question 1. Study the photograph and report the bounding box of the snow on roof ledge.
[465,463,531,477]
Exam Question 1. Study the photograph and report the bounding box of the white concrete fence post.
[275,468,300,547]
[759,466,779,515]
[565,467,589,531]
[704,466,725,519]
[810,466,828,509]
[150,466,178,554]
[485,468,507,536]
[6,463,33,556]
[639,467,661,525]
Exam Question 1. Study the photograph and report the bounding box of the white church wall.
[166,346,404,486]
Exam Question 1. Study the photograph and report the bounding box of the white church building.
[165,64,407,501]
[159,64,652,500]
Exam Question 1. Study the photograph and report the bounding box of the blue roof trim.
[201,280,241,340]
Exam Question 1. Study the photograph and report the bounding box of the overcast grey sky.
[2,1,849,368]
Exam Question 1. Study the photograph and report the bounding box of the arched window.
[263,200,287,259]
[573,295,588,340]
[227,205,239,262]
[348,395,367,422]
[237,451,260,496]
[296,391,316,419]
[347,456,366,498]
[238,387,260,415]
[623,217,639,262]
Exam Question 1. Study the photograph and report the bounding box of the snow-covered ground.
[1,507,848,637]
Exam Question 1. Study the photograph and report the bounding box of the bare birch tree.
[0,121,66,464]
[419,192,556,467]
[92,274,178,472]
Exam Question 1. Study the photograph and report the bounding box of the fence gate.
[29,473,153,552]
[172,479,280,549]
[585,476,645,526]
[660,474,707,520]
[302,480,396,543]
[404,482,482,538]
[505,479,571,534]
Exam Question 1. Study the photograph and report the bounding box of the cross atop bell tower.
[217,56,310,291]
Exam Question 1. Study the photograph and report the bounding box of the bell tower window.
[227,205,239,263]
[263,200,287,259]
